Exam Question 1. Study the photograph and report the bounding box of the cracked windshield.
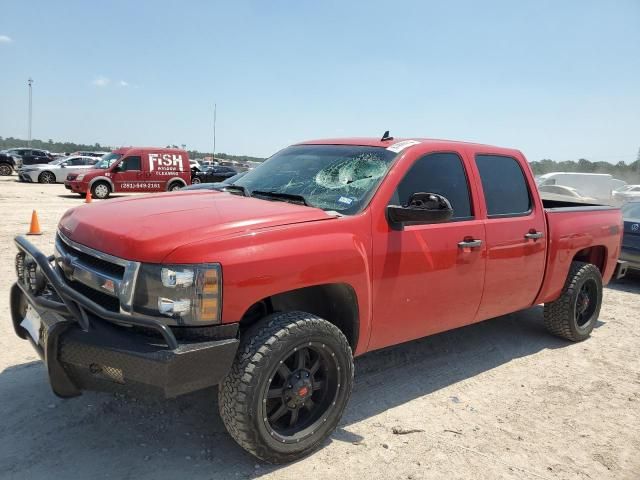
[233,144,398,213]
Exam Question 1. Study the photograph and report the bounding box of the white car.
[538,184,597,203]
[613,185,640,202]
[18,155,98,184]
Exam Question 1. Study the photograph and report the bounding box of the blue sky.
[1,0,639,161]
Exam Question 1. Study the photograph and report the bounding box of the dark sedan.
[191,165,237,184]
[621,201,640,271]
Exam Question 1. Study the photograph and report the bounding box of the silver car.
[18,156,98,184]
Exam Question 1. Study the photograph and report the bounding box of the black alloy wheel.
[263,342,340,441]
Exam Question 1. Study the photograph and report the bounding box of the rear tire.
[218,311,354,463]
[168,181,184,191]
[91,181,111,199]
[543,261,602,341]
[38,171,56,184]
[191,177,201,184]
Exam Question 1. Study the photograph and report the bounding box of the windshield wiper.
[220,184,249,197]
[251,190,308,206]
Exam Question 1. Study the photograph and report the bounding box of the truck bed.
[535,200,622,305]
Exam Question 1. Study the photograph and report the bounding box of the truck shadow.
[0,306,581,479]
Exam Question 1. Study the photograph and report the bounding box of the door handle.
[524,231,544,240]
[458,239,483,249]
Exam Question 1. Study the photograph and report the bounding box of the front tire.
[218,311,354,463]
[38,171,56,184]
[91,181,111,199]
[191,177,201,184]
[544,261,603,341]
[168,181,184,191]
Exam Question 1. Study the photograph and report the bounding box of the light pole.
[213,103,217,161]
[27,78,33,147]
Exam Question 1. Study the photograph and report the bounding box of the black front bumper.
[11,236,239,399]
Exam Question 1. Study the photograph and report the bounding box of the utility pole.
[27,78,33,147]
[213,103,217,161]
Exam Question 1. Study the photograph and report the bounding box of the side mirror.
[60,162,68,168]
[387,192,453,227]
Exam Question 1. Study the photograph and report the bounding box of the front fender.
[163,213,373,355]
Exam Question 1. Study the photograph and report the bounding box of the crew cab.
[10,136,625,463]
[64,147,190,198]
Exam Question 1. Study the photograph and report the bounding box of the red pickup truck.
[65,146,190,198]
[11,136,626,463]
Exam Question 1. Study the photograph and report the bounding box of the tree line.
[0,136,266,163]
[530,149,640,183]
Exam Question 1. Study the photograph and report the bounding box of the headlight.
[76,174,85,181]
[133,263,222,325]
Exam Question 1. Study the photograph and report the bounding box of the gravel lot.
[0,175,638,479]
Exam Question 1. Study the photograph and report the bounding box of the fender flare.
[88,176,115,191]
[165,177,187,190]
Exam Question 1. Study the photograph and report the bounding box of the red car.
[65,146,191,198]
[11,136,626,463]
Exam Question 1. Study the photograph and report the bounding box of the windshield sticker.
[386,140,421,153]
[338,196,354,205]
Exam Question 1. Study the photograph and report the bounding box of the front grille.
[54,233,138,315]
[73,248,125,277]
[56,234,125,278]
[66,279,121,312]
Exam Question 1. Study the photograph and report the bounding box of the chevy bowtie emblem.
[101,279,116,293]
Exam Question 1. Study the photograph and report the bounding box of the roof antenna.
[380,130,394,142]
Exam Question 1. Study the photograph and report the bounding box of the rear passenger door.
[472,153,547,321]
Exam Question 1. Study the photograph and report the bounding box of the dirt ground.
[0,175,638,480]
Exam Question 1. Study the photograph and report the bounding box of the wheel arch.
[239,283,360,352]
[166,177,187,190]
[572,245,608,275]
[88,176,114,191]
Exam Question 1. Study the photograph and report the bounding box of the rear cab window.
[475,154,532,217]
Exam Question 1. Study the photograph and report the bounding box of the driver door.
[369,151,487,351]
[111,156,143,192]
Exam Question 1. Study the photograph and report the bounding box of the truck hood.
[58,190,336,262]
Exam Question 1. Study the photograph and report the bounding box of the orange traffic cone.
[27,210,43,235]
[85,190,92,203]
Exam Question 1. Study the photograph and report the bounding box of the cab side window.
[119,156,141,171]
[475,155,531,217]
[393,152,473,220]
